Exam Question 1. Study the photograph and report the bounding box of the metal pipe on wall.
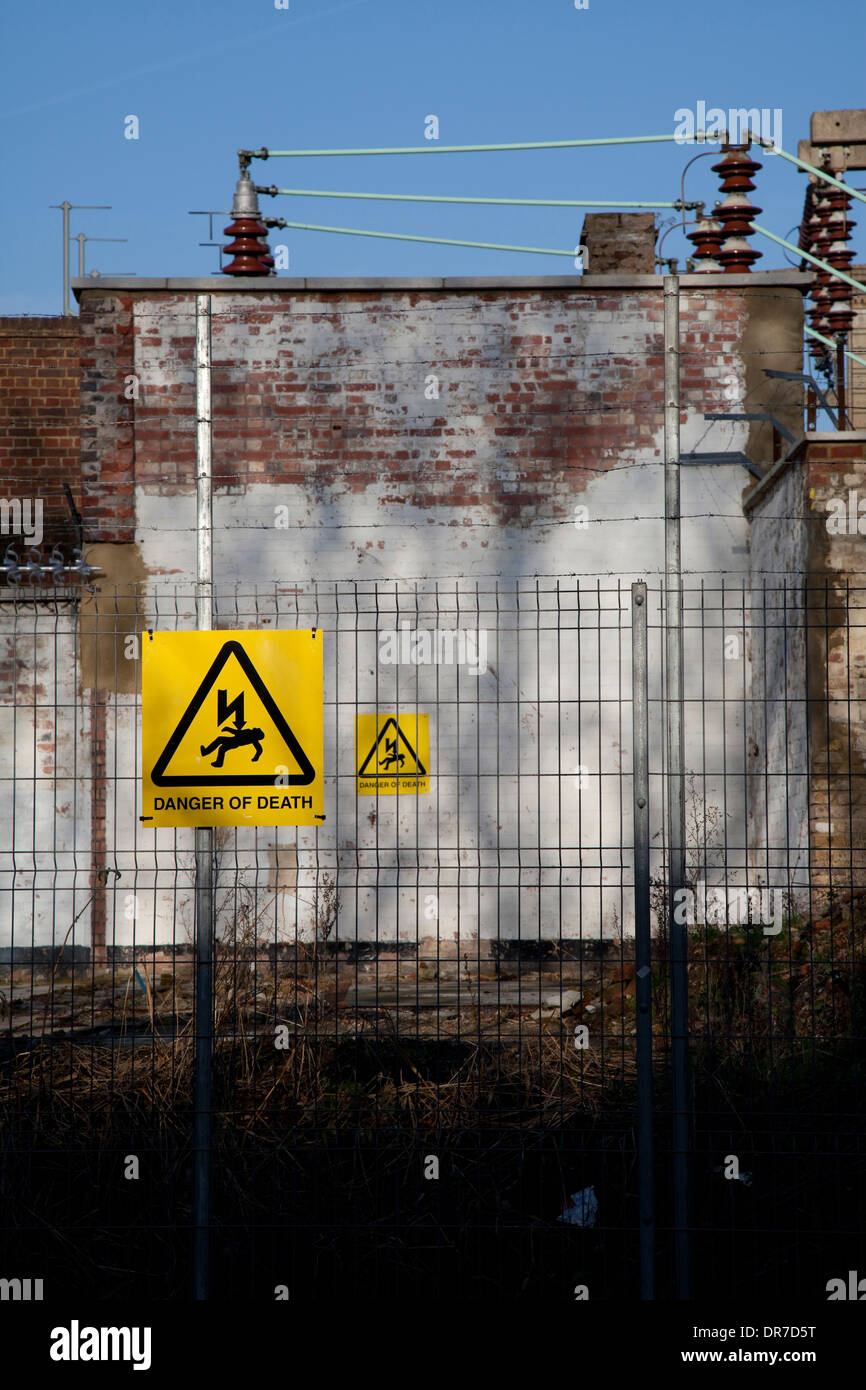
[193,293,215,1301]
[664,275,692,1298]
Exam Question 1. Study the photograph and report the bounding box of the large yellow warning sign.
[356,713,429,795]
[142,630,323,827]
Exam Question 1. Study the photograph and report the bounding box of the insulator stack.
[800,181,829,360]
[222,170,273,276]
[686,212,725,272]
[800,174,856,359]
[222,214,272,275]
[798,182,817,256]
[823,182,856,336]
[711,144,762,272]
[807,187,834,359]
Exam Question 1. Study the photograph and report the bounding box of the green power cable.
[752,224,866,299]
[264,188,681,209]
[805,326,866,371]
[272,219,582,258]
[255,135,681,157]
[759,142,866,210]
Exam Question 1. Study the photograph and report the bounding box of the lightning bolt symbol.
[217,690,246,731]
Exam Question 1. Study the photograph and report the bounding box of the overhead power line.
[268,219,581,258]
[258,187,690,209]
[756,139,866,210]
[752,223,866,297]
[241,135,682,159]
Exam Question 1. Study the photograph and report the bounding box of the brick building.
[746,430,866,891]
[2,250,864,959]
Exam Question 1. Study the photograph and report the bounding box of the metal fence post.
[193,293,214,1300]
[631,582,655,1298]
[663,274,693,1298]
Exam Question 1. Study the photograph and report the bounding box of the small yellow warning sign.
[142,630,323,828]
[356,713,429,795]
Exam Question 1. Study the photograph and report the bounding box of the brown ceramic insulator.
[810,222,835,257]
[823,192,856,272]
[686,213,725,271]
[811,273,833,293]
[827,300,855,336]
[807,317,833,361]
[824,197,855,229]
[712,145,762,271]
[806,180,855,349]
[808,314,833,346]
[825,224,856,258]
[715,201,764,269]
[222,215,272,276]
[717,233,763,271]
[805,189,833,253]
[824,182,853,212]
[809,285,832,309]
[824,278,852,304]
[809,293,833,324]
[710,145,762,191]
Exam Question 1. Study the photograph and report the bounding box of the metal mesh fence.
[1,576,865,1300]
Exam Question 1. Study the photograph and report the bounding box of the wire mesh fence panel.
[1,576,865,1300]
[648,579,866,1300]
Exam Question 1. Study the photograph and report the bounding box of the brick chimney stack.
[578,212,656,274]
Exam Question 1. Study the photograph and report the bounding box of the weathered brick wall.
[747,433,866,893]
[66,277,807,947]
[77,292,136,543]
[0,610,91,959]
[745,447,811,898]
[804,436,866,886]
[0,317,82,555]
[75,279,805,584]
[0,318,94,959]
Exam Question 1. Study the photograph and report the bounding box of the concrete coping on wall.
[72,270,813,297]
[743,432,866,514]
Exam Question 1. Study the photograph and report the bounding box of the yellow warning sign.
[356,713,429,795]
[142,630,323,828]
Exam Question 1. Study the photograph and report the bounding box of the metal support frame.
[836,338,848,430]
[679,451,764,479]
[193,294,214,1301]
[764,368,837,430]
[664,275,692,1299]
[632,581,655,1299]
[49,202,111,314]
[703,411,796,445]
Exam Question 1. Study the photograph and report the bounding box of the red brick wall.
[803,436,866,884]
[0,316,82,553]
[78,293,135,543]
[77,285,766,541]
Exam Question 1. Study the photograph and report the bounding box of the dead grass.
[2,883,866,1133]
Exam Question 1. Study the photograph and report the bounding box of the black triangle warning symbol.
[152,640,315,787]
[357,717,427,777]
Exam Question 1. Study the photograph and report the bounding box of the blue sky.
[1,0,862,314]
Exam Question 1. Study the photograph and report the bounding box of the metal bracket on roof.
[704,411,797,444]
[680,451,765,480]
[763,368,838,428]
